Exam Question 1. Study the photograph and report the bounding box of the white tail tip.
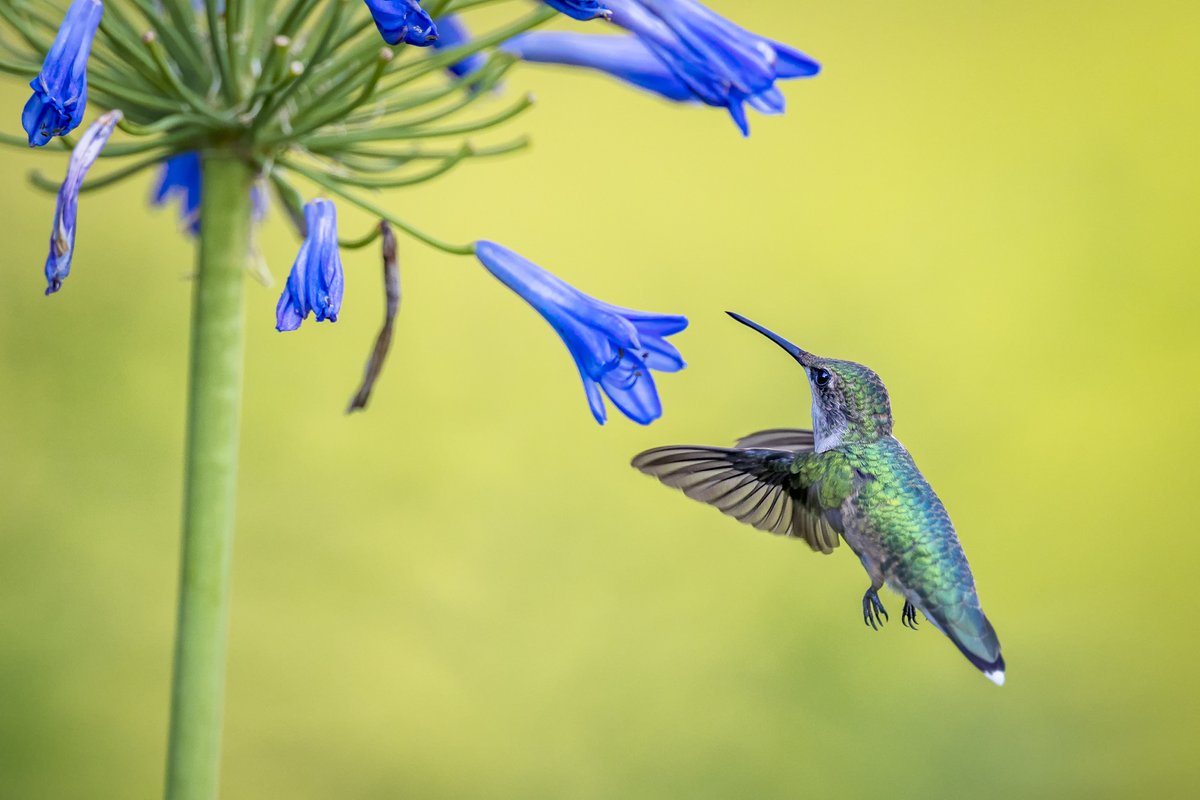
[985,670,1006,686]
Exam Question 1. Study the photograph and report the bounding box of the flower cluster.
[1,0,818,423]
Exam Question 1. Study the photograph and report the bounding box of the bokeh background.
[2,1,1198,797]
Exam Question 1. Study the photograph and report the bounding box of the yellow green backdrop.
[1,1,1197,797]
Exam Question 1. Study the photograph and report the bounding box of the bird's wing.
[631,446,849,554]
[734,428,815,452]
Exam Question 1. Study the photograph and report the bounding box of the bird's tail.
[927,605,1005,686]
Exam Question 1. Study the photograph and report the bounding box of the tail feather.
[951,634,1006,686]
[927,605,1005,686]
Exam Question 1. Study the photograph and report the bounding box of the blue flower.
[503,32,694,102]
[152,152,268,235]
[606,0,820,135]
[433,15,485,80]
[152,152,202,234]
[544,0,611,20]
[22,0,104,147]
[44,110,122,295]
[475,241,687,425]
[364,0,438,46]
[276,199,344,331]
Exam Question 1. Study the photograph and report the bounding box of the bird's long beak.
[726,312,815,367]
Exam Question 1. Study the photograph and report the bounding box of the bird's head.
[728,312,893,451]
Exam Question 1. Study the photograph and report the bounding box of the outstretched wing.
[734,428,815,452]
[631,445,846,554]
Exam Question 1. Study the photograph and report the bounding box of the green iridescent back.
[792,436,1000,666]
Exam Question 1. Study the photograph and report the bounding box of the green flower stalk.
[0,1,820,798]
[167,153,251,800]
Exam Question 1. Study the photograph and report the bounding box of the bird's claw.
[901,601,920,629]
[862,589,888,630]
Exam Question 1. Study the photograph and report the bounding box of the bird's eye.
[813,368,832,387]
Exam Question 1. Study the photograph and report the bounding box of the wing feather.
[633,446,796,537]
[734,428,816,452]
[633,443,850,554]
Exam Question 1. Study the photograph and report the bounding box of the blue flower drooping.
[432,15,485,80]
[44,110,122,295]
[475,241,687,425]
[364,0,438,46]
[606,0,820,135]
[503,32,694,102]
[543,0,611,20]
[22,0,104,147]
[276,199,345,332]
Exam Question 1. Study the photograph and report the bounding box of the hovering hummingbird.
[632,312,1005,685]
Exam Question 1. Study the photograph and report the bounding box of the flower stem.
[164,153,252,800]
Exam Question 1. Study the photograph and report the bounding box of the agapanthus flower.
[605,0,819,135]
[364,0,438,46]
[152,152,268,235]
[22,0,103,147]
[44,110,122,295]
[544,0,612,20]
[276,200,344,331]
[152,152,203,234]
[433,15,486,80]
[503,32,694,102]
[475,241,686,425]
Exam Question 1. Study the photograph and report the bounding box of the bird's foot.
[862,589,889,630]
[901,601,920,629]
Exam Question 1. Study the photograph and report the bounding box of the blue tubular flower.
[44,110,122,295]
[606,0,820,135]
[152,153,268,235]
[22,0,104,147]
[433,15,485,79]
[544,0,611,20]
[475,241,687,425]
[276,199,344,332]
[363,0,438,46]
[152,152,202,234]
[504,32,694,102]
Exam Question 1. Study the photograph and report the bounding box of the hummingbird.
[632,312,1005,685]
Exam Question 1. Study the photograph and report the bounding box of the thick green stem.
[164,154,252,800]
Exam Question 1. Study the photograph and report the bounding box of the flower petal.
[276,199,344,331]
[577,365,609,424]
[22,0,102,147]
[543,0,611,21]
[771,40,821,78]
[364,0,438,46]
[604,306,689,337]
[43,110,121,295]
[640,337,685,372]
[601,352,662,424]
[504,32,695,102]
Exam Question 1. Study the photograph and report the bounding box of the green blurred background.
[2,1,1199,797]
